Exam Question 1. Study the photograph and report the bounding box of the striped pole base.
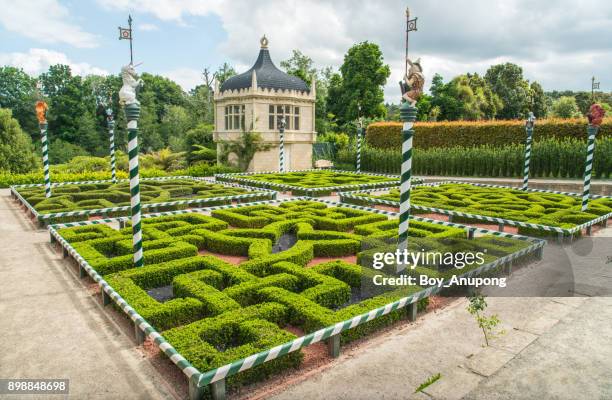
[40,122,52,198]
[522,126,533,190]
[356,126,362,173]
[581,125,598,212]
[125,103,143,267]
[108,119,117,184]
[279,124,285,172]
[398,102,417,257]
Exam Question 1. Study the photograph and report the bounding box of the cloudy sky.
[0,0,610,102]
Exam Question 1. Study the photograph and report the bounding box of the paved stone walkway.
[270,228,612,400]
[0,189,175,399]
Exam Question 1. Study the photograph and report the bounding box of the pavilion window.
[268,104,300,130]
[224,104,245,130]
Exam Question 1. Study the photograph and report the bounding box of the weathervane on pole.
[591,76,600,104]
[118,15,144,268]
[397,6,422,273]
[119,15,134,64]
[404,7,418,76]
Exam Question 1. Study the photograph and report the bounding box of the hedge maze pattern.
[348,183,612,232]
[217,170,402,196]
[58,200,532,391]
[16,179,269,223]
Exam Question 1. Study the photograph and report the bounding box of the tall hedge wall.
[366,118,612,149]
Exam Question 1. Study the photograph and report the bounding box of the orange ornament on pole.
[35,100,48,124]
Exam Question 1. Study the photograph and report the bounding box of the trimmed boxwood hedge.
[60,199,535,389]
[16,178,270,223]
[216,170,410,196]
[366,118,612,150]
[347,183,612,233]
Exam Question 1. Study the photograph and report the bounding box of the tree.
[216,63,237,85]
[140,73,186,121]
[415,94,432,121]
[550,96,582,118]
[187,85,214,126]
[48,139,88,164]
[484,63,530,119]
[138,91,163,152]
[281,50,317,85]
[160,105,193,151]
[0,67,37,136]
[0,108,38,173]
[75,112,104,155]
[465,73,503,119]
[185,123,215,165]
[39,64,91,144]
[429,74,463,120]
[326,42,390,124]
[529,81,547,118]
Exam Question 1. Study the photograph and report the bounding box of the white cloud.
[0,0,98,48]
[97,0,612,101]
[162,67,202,91]
[0,48,109,76]
[138,23,159,31]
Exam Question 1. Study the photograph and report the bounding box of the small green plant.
[414,373,441,393]
[467,294,503,346]
[218,123,272,171]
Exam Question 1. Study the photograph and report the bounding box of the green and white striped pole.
[522,112,535,190]
[125,102,143,267]
[398,101,417,253]
[279,117,286,172]
[106,108,117,183]
[356,118,363,173]
[581,124,598,212]
[40,121,52,198]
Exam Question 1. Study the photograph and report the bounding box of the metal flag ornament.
[118,15,134,64]
[581,104,605,211]
[119,17,144,267]
[404,7,418,76]
[279,116,286,172]
[522,112,536,190]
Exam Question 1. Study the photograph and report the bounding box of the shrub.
[48,139,89,164]
[0,108,38,173]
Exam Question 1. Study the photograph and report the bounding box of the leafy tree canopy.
[326,41,390,124]
[0,108,38,173]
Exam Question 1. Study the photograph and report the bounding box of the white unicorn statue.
[119,63,143,105]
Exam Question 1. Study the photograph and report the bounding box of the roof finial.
[260,35,268,49]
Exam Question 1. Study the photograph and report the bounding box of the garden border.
[10,176,276,227]
[339,180,612,241]
[215,169,421,196]
[48,197,545,400]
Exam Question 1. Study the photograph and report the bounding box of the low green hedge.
[58,199,538,389]
[348,184,612,232]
